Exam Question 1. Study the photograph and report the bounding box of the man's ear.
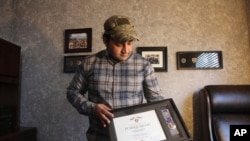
[103,37,108,47]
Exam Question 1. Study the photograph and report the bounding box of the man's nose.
[121,44,129,53]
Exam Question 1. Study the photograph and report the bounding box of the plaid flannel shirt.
[67,50,164,141]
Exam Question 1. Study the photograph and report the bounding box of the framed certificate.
[108,99,192,141]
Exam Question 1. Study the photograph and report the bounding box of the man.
[67,15,164,141]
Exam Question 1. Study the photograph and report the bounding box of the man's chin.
[117,56,129,61]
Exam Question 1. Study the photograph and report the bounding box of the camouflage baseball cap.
[104,15,139,43]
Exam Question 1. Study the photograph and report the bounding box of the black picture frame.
[64,28,92,53]
[176,51,223,70]
[137,47,168,72]
[63,55,88,73]
[108,99,192,141]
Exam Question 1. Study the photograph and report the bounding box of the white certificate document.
[113,110,166,141]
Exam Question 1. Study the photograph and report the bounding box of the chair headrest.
[205,85,250,113]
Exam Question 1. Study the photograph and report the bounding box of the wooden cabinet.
[0,38,36,141]
[0,127,37,141]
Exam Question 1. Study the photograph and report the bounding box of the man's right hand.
[94,104,114,128]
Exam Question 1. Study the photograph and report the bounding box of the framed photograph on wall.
[63,55,88,73]
[108,99,192,141]
[176,51,223,70]
[64,28,92,53]
[137,47,168,72]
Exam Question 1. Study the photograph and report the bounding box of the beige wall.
[247,0,250,43]
[0,0,250,141]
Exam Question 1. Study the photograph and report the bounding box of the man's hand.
[94,104,114,128]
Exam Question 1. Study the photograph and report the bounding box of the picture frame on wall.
[63,55,88,73]
[137,47,168,72]
[176,51,223,70]
[64,28,92,53]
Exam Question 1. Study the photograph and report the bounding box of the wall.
[247,0,250,42]
[0,0,250,141]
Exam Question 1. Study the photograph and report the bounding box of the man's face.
[106,39,133,61]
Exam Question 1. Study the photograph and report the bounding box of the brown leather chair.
[193,85,250,141]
